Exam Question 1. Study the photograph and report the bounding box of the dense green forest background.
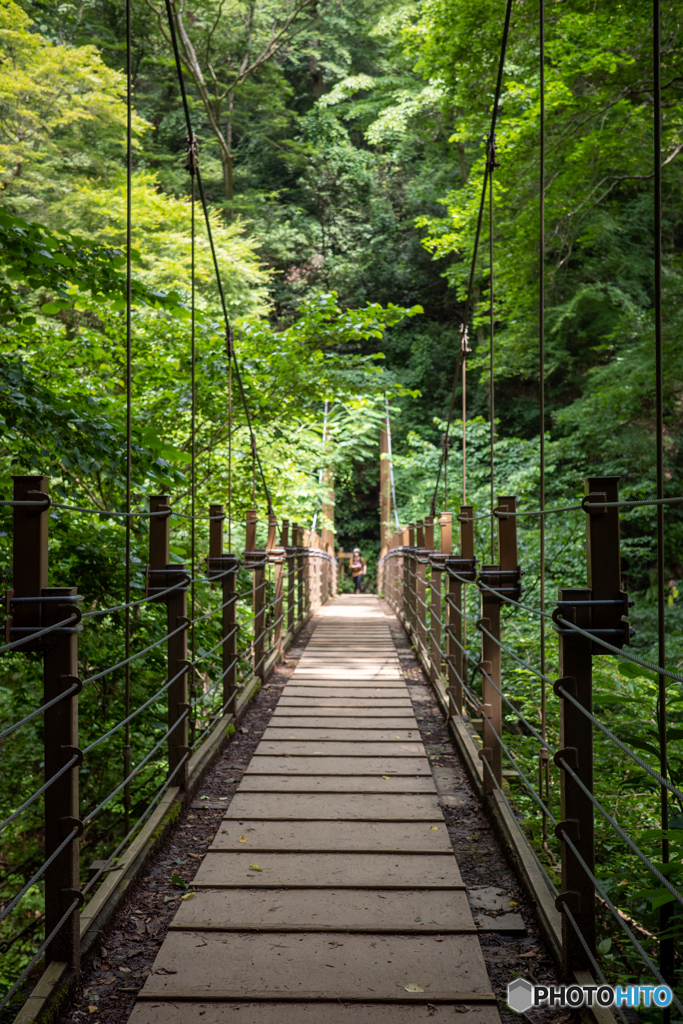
[2,0,683,1011]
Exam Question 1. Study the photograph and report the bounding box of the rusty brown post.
[9,478,83,969]
[414,520,427,659]
[445,506,476,718]
[147,495,189,789]
[42,585,83,966]
[477,495,520,797]
[294,523,304,629]
[553,475,626,979]
[404,524,415,634]
[246,510,267,679]
[554,587,594,979]
[282,519,295,641]
[269,514,285,657]
[208,504,237,715]
[429,515,444,684]
[305,536,313,614]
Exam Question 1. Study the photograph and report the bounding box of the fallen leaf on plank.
[405,983,424,993]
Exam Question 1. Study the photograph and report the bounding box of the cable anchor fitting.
[185,132,199,176]
[486,131,499,173]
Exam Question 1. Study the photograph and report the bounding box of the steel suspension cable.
[653,0,672,1003]
[188,135,197,748]
[488,134,496,562]
[538,0,549,858]
[385,397,400,531]
[431,0,514,516]
[162,0,274,517]
[124,0,133,839]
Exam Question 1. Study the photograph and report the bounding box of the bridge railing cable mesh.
[0,489,338,1008]
[378,485,683,1002]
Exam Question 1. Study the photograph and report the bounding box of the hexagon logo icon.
[507,977,534,1014]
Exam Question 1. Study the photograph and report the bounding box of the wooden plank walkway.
[129,595,501,1023]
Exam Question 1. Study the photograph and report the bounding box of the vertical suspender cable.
[311,401,329,534]
[430,0,513,522]
[189,143,197,746]
[123,0,132,835]
[462,328,468,507]
[385,398,400,531]
[162,0,274,519]
[653,0,672,1004]
[488,135,496,562]
[538,0,549,855]
[228,358,232,550]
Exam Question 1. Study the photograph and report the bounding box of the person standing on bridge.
[350,548,367,592]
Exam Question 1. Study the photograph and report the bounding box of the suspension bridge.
[0,0,680,1020]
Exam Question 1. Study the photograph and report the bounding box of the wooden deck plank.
[254,741,426,757]
[245,756,431,775]
[278,697,413,707]
[168,889,473,932]
[270,708,417,720]
[192,852,462,888]
[129,1004,501,1023]
[236,777,438,795]
[211,821,451,852]
[283,686,409,696]
[136,932,491,1001]
[262,727,423,740]
[223,792,442,818]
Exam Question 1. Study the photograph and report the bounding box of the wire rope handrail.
[0,828,78,927]
[556,615,683,686]
[557,755,683,912]
[443,594,683,800]
[561,831,683,1016]
[0,613,80,656]
[82,665,188,755]
[80,749,191,896]
[476,662,556,753]
[0,896,80,1014]
[83,711,189,826]
[0,756,79,835]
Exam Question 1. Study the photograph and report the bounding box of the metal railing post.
[208,503,237,716]
[404,524,415,636]
[294,524,304,628]
[148,495,190,791]
[10,477,83,969]
[477,495,520,797]
[42,584,82,966]
[246,509,267,680]
[445,506,476,719]
[555,586,594,979]
[269,514,285,657]
[429,513,446,685]
[283,520,296,639]
[415,520,427,660]
[304,533,311,618]
[554,476,627,979]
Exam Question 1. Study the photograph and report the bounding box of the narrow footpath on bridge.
[128,594,500,1023]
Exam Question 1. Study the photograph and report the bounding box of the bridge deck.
[128,596,501,1023]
